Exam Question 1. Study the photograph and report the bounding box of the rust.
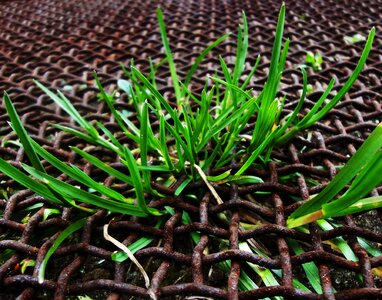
[1,0,382,298]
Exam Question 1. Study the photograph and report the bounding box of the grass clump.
[0,3,381,293]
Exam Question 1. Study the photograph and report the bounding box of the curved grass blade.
[52,124,122,156]
[22,164,154,216]
[71,147,132,185]
[275,68,308,141]
[156,7,182,103]
[288,123,382,228]
[184,33,230,88]
[235,130,277,176]
[241,54,261,90]
[261,3,285,108]
[34,81,98,138]
[308,27,375,124]
[30,140,128,203]
[328,195,382,218]
[131,67,181,127]
[122,148,162,216]
[94,73,138,143]
[38,218,86,283]
[0,158,63,205]
[3,92,44,172]
[288,239,322,293]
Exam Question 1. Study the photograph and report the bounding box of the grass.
[0,3,381,295]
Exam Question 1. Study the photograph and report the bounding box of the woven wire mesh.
[1,0,382,299]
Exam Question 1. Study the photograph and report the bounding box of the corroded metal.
[1,0,382,299]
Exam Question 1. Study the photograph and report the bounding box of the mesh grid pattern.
[1,0,382,299]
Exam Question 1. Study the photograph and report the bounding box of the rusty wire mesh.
[1,0,382,299]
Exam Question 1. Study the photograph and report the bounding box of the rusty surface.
[1,0,382,299]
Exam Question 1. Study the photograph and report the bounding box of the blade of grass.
[322,150,382,216]
[34,81,98,138]
[288,122,382,227]
[241,54,261,90]
[22,164,154,216]
[122,148,162,216]
[261,3,285,108]
[328,195,382,218]
[308,27,375,124]
[131,67,181,127]
[236,130,277,176]
[94,73,139,143]
[317,220,358,261]
[52,124,122,156]
[184,33,230,88]
[30,140,128,203]
[111,218,163,262]
[156,7,182,104]
[159,115,175,171]
[71,147,132,185]
[288,239,322,293]
[140,101,153,193]
[0,158,63,205]
[3,92,44,172]
[38,218,87,283]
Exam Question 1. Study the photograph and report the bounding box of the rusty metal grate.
[1,0,382,299]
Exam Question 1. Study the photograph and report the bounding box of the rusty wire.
[1,0,382,299]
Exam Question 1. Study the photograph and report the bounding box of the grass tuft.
[0,3,380,291]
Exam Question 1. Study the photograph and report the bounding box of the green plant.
[0,3,380,292]
[287,122,382,228]
[304,51,323,71]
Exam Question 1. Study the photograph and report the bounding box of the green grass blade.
[34,81,98,137]
[122,148,161,215]
[3,92,44,172]
[357,238,382,257]
[94,73,138,142]
[308,27,375,124]
[328,195,382,218]
[174,178,192,196]
[288,239,322,293]
[112,219,163,262]
[96,121,127,152]
[22,164,153,216]
[156,7,182,104]
[236,130,277,176]
[184,33,230,88]
[262,3,285,107]
[52,124,122,155]
[71,147,132,185]
[192,88,212,146]
[131,67,180,124]
[232,11,248,85]
[159,115,174,171]
[288,123,382,227]
[30,140,127,203]
[112,237,153,262]
[298,78,336,127]
[323,150,382,216]
[0,158,63,205]
[210,76,255,104]
[140,101,155,193]
[239,242,281,298]
[275,78,335,146]
[163,118,194,166]
[317,220,358,261]
[275,68,307,140]
[38,218,87,283]
[241,54,261,90]
[218,261,265,294]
